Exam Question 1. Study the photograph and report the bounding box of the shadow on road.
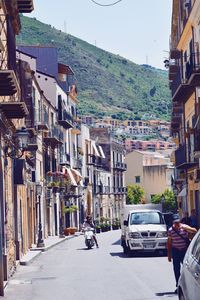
[112,239,121,245]
[155,291,177,297]
[76,248,93,251]
[110,251,167,258]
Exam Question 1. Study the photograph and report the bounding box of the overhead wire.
[90,0,123,7]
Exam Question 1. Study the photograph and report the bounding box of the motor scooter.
[84,227,95,249]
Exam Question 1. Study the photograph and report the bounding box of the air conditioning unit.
[194,169,200,181]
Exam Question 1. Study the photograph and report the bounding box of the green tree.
[126,185,145,204]
[151,189,177,212]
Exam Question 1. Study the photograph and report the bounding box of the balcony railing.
[175,144,197,169]
[17,0,34,13]
[72,158,83,170]
[36,109,49,130]
[185,53,200,85]
[58,109,74,129]
[43,125,63,147]
[59,153,70,166]
[170,67,194,102]
[113,162,127,171]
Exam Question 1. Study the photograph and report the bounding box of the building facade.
[170,0,200,226]
[125,151,174,203]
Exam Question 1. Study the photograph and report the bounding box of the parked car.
[178,229,200,300]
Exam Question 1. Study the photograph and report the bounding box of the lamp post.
[36,183,44,247]
[59,192,65,238]
[4,127,30,159]
[161,194,165,212]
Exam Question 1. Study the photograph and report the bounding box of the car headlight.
[157,232,168,238]
[128,232,140,239]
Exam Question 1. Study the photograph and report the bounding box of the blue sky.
[29,0,172,69]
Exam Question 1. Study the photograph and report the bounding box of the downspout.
[0,130,5,296]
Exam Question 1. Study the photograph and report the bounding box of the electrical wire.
[90,0,123,7]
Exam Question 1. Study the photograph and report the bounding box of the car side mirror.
[123,220,128,226]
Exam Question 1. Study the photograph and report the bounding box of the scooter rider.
[83,216,99,248]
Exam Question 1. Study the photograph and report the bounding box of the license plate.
[143,244,154,248]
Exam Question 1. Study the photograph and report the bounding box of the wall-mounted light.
[4,127,30,159]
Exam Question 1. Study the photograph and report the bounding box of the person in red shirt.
[167,217,197,293]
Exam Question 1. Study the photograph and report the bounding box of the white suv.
[121,209,168,254]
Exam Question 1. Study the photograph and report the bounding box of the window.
[135,176,140,183]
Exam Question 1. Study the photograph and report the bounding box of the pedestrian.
[167,216,197,293]
[180,212,191,226]
[189,209,198,229]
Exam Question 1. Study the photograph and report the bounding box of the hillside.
[18,15,171,120]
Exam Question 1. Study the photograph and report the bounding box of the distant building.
[125,139,176,153]
[125,151,174,203]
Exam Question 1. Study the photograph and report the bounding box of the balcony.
[72,158,83,170]
[0,70,19,96]
[17,0,34,13]
[37,110,49,131]
[175,144,197,169]
[194,130,200,158]
[185,53,200,86]
[58,109,74,130]
[59,153,70,166]
[87,155,104,168]
[71,122,81,135]
[43,126,63,147]
[171,69,194,103]
[97,185,111,195]
[113,162,127,171]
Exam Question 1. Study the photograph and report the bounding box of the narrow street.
[5,230,178,300]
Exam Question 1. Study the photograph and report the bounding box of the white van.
[121,205,168,254]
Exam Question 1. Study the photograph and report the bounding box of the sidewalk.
[20,233,80,266]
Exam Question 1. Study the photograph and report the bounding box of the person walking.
[167,217,197,293]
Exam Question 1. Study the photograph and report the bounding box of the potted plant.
[112,218,120,230]
[94,220,101,233]
[100,223,107,232]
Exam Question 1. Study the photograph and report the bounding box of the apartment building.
[125,139,176,153]
[169,0,200,225]
[125,151,174,202]
[0,0,34,294]
[90,128,127,220]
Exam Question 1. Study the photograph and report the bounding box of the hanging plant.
[63,205,79,213]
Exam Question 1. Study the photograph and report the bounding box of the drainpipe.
[0,131,5,296]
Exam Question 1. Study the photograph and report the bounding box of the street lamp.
[161,194,165,212]
[59,191,65,238]
[36,183,45,247]
[4,127,30,159]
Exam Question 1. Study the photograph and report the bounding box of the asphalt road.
[5,230,178,300]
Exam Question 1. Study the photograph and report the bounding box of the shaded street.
[5,230,178,300]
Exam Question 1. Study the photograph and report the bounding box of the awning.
[71,168,84,186]
[178,187,186,197]
[91,141,101,157]
[98,145,105,158]
[64,168,77,186]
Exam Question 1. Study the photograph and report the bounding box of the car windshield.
[130,211,164,225]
